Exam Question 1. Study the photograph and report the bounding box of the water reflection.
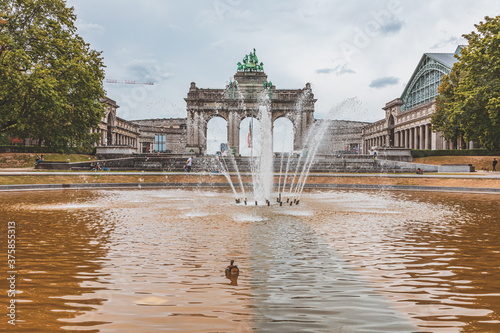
[306,190,500,332]
[0,189,499,332]
[0,191,114,332]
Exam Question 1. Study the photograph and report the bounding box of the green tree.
[432,15,500,151]
[0,0,105,150]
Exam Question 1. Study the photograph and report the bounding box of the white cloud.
[431,36,467,49]
[75,19,104,34]
[369,76,400,89]
[69,0,500,123]
[125,59,173,83]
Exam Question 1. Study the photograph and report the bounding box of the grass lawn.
[0,153,95,168]
[413,155,500,171]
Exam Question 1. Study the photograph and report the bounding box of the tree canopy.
[432,15,500,151]
[0,0,105,150]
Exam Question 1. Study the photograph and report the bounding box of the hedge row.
[0,145,94,154]
[411,149,500,158]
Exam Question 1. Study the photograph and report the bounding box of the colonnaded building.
[362,46,470,154]
[89,47,470,157]
[95,49,368,156]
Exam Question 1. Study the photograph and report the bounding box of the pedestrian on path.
[493,158,497,172]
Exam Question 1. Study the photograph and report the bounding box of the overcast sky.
[68,0,499,124]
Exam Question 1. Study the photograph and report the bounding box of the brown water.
[0,189,499,332]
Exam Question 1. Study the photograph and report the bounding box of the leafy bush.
[411,149,499,158]
[0,145,93,154]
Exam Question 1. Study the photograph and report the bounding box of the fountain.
[215,76,362,207]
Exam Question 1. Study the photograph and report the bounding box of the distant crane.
[104,79,154,85]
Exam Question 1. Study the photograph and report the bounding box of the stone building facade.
[100,50,367,156]
[95,97,140,149]
[362,46,470,154]
[130,118,186,154]
[318,120,371,154]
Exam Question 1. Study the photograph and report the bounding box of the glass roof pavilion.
[400,46,463,112]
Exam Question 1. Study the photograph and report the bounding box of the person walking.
[186,156,193,173]
[493,158,497,172]
[34,154,44,166]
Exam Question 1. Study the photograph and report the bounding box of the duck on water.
[225,260,239,285]
[225,260,239,278]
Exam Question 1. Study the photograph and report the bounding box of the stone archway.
[106,109,116,145]
[185,69,315,155]
[388,114,395,147]
[205,115,229,155]
[272,116,295,153]
[239,116,258,156]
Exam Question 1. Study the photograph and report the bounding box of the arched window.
[388,115,395,147]
[401,56,450,112]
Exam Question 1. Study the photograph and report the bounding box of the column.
[419,125,425,150]
[425,124,430,150]
[412,127,417,149]
[193,112,200,147]
[301,111,308,148]
[431,131,438,150]
[410,128,414,149]
[228,112,240,155]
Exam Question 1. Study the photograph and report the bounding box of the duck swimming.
[225,260,239,278]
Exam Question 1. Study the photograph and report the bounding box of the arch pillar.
[228,112,240,156]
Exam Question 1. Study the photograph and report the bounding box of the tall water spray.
[251,92,274,204]
[212,73,362,206]
[287,97,363,203]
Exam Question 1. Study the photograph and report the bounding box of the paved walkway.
[1,169,500,179]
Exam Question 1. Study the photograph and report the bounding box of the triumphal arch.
[184,49,316,155]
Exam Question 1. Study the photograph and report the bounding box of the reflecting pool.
[1,189,499,332]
